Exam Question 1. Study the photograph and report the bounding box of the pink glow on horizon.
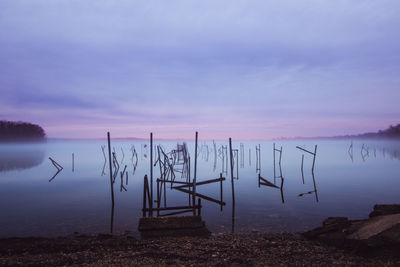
[41,115,396,140]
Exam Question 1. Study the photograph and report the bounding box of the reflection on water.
[48,157,63,182]
[0,144,45,172]
[0,139,400,238]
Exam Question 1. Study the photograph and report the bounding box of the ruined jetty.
[138,216,210,239]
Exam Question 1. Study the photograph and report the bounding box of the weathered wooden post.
[220,172,223,211]
[312,172,319,202]
[188,155,191,206]
[193,132,198,215]
[157,179,160,216]
[273,143,276,181]
[280,177,285,204]
[229,138,235,203]
[150,132,153,217]
[142,174,147,217]
[279,146,283,181]
[301,154,305,184]
[72,153,74,172]
[107,132,114,233]
[259,144,261,173]
[312,145,317,174]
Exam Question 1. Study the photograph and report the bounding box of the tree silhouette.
[0,120,46,141]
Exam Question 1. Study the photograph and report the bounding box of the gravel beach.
[0,233,398,266]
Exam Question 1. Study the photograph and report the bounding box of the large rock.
[304,204,400,258]
[303,217,351,240]
[349,213,400,240]
[369,204,400,217]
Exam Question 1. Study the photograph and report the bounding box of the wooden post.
[157,179,160,216]
[312,145,317,174]
[220,172,223,211]
[256,145,258,172]
[279,146,283,180]
[280,177,285,204]
[193,132,198,215]
[235,150,239,179]
[312,172,319,202]
[229,138,235,203]
[110,203,114,235]
[142,175,147,217]
[107,132,114,234]
[225,146,228,174]
[301,154,305,184]
[107,132,114,208]
[188,155,191,206]
[273,143,276,181]
[259,144,261,174]
[72,153,74,172]
[225,145,237,234]
[163,177,167,207]
[150,133,153,217]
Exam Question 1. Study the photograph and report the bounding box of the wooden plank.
[159,209,193,217]
[174,188,226,206]
[259,175,280,189]
[172,177,225,189]
[296,146,315,155]
[143,205,200,212]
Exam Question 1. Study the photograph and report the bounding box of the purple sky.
[1,1,400,139]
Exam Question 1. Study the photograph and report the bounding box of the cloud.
[1,0,400,138]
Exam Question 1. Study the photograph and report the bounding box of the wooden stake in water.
[150,132,153,217]
[312,145,317,174]
[107,132,114,233]
[229,138,235,203]
[72,153,74,172]
[193,132,198,215]
[220,172,223,211]
[301,154,305,184]
[273,143,276,181]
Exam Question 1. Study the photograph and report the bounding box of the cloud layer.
[1,1,400,139]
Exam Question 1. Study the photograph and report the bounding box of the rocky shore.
[0,232,398,266]
[1,205,399,266]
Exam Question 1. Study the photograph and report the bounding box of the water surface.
[0,139,399,237]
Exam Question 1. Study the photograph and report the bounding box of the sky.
[1,0,400,140]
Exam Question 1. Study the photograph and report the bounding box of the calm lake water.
[0,139,399,237]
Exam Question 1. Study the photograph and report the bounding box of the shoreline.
[0,232,398,266]
[1,205,400,265]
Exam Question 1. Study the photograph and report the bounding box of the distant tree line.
[357,124,400,139]
[0,120,46,141]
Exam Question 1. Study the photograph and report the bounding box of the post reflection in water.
[298,172,319,203]
[48,157,63,182]
[4,138,400,238]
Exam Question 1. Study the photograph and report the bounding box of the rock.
[369,204,400,217]
[348,214,400,240]
[304,217,350,240]
[304,204,400,259]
